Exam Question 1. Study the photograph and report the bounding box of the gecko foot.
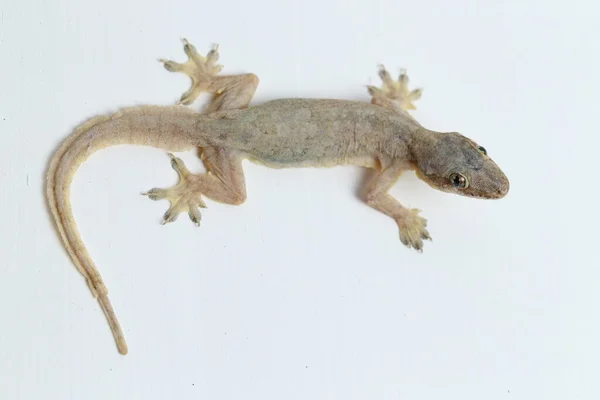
[160,39,223,105]
[368,66,423,111]
[142,154,207,226]
[396,208,431,252]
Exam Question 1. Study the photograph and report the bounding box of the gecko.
[46,39,509,355]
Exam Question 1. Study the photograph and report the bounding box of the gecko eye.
[449,173,469,189]
[478,146,487,155]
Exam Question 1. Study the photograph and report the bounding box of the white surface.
[1,0,599,399]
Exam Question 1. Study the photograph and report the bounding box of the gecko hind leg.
[143,148,246,225]
[161,39,259,110]
[368,66,423,112]
[160,39,223,105]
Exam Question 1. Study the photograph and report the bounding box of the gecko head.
[414,132,509,199]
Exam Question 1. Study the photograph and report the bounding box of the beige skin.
[47,39,509,355]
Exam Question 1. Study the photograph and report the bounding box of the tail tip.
[117,340,129,355]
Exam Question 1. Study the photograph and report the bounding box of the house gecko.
[46,39,509,355]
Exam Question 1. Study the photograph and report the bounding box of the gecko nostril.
[497,181,509,198]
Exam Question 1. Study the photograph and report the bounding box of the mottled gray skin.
[47,40,509,355]
[195,98,419,167]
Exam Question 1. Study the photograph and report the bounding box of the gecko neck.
[406,128,443,164]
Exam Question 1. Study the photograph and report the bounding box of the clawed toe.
[187,204,202,226]
[142,188,169,201]
[168,153,190,177]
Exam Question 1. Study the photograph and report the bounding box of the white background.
[1,0,598,399]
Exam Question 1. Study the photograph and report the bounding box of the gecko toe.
[188,206,202,227]
[396,209,430,251]
[162,208,179,224]
[142,188,168,201]
[160,59,186,73]
[422,229,432,241]
[413,240,423,252]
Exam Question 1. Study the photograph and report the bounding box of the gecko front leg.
[365,161,431,251]
[144,40,257,224]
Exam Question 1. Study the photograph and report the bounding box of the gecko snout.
[468,160,510,199]
[490,171,510,199]
[499,178,510,198]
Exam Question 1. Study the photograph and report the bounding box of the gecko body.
[195,98,417,167]
[47,40,509,354]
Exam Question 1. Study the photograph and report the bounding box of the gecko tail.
[46,106,199,355]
